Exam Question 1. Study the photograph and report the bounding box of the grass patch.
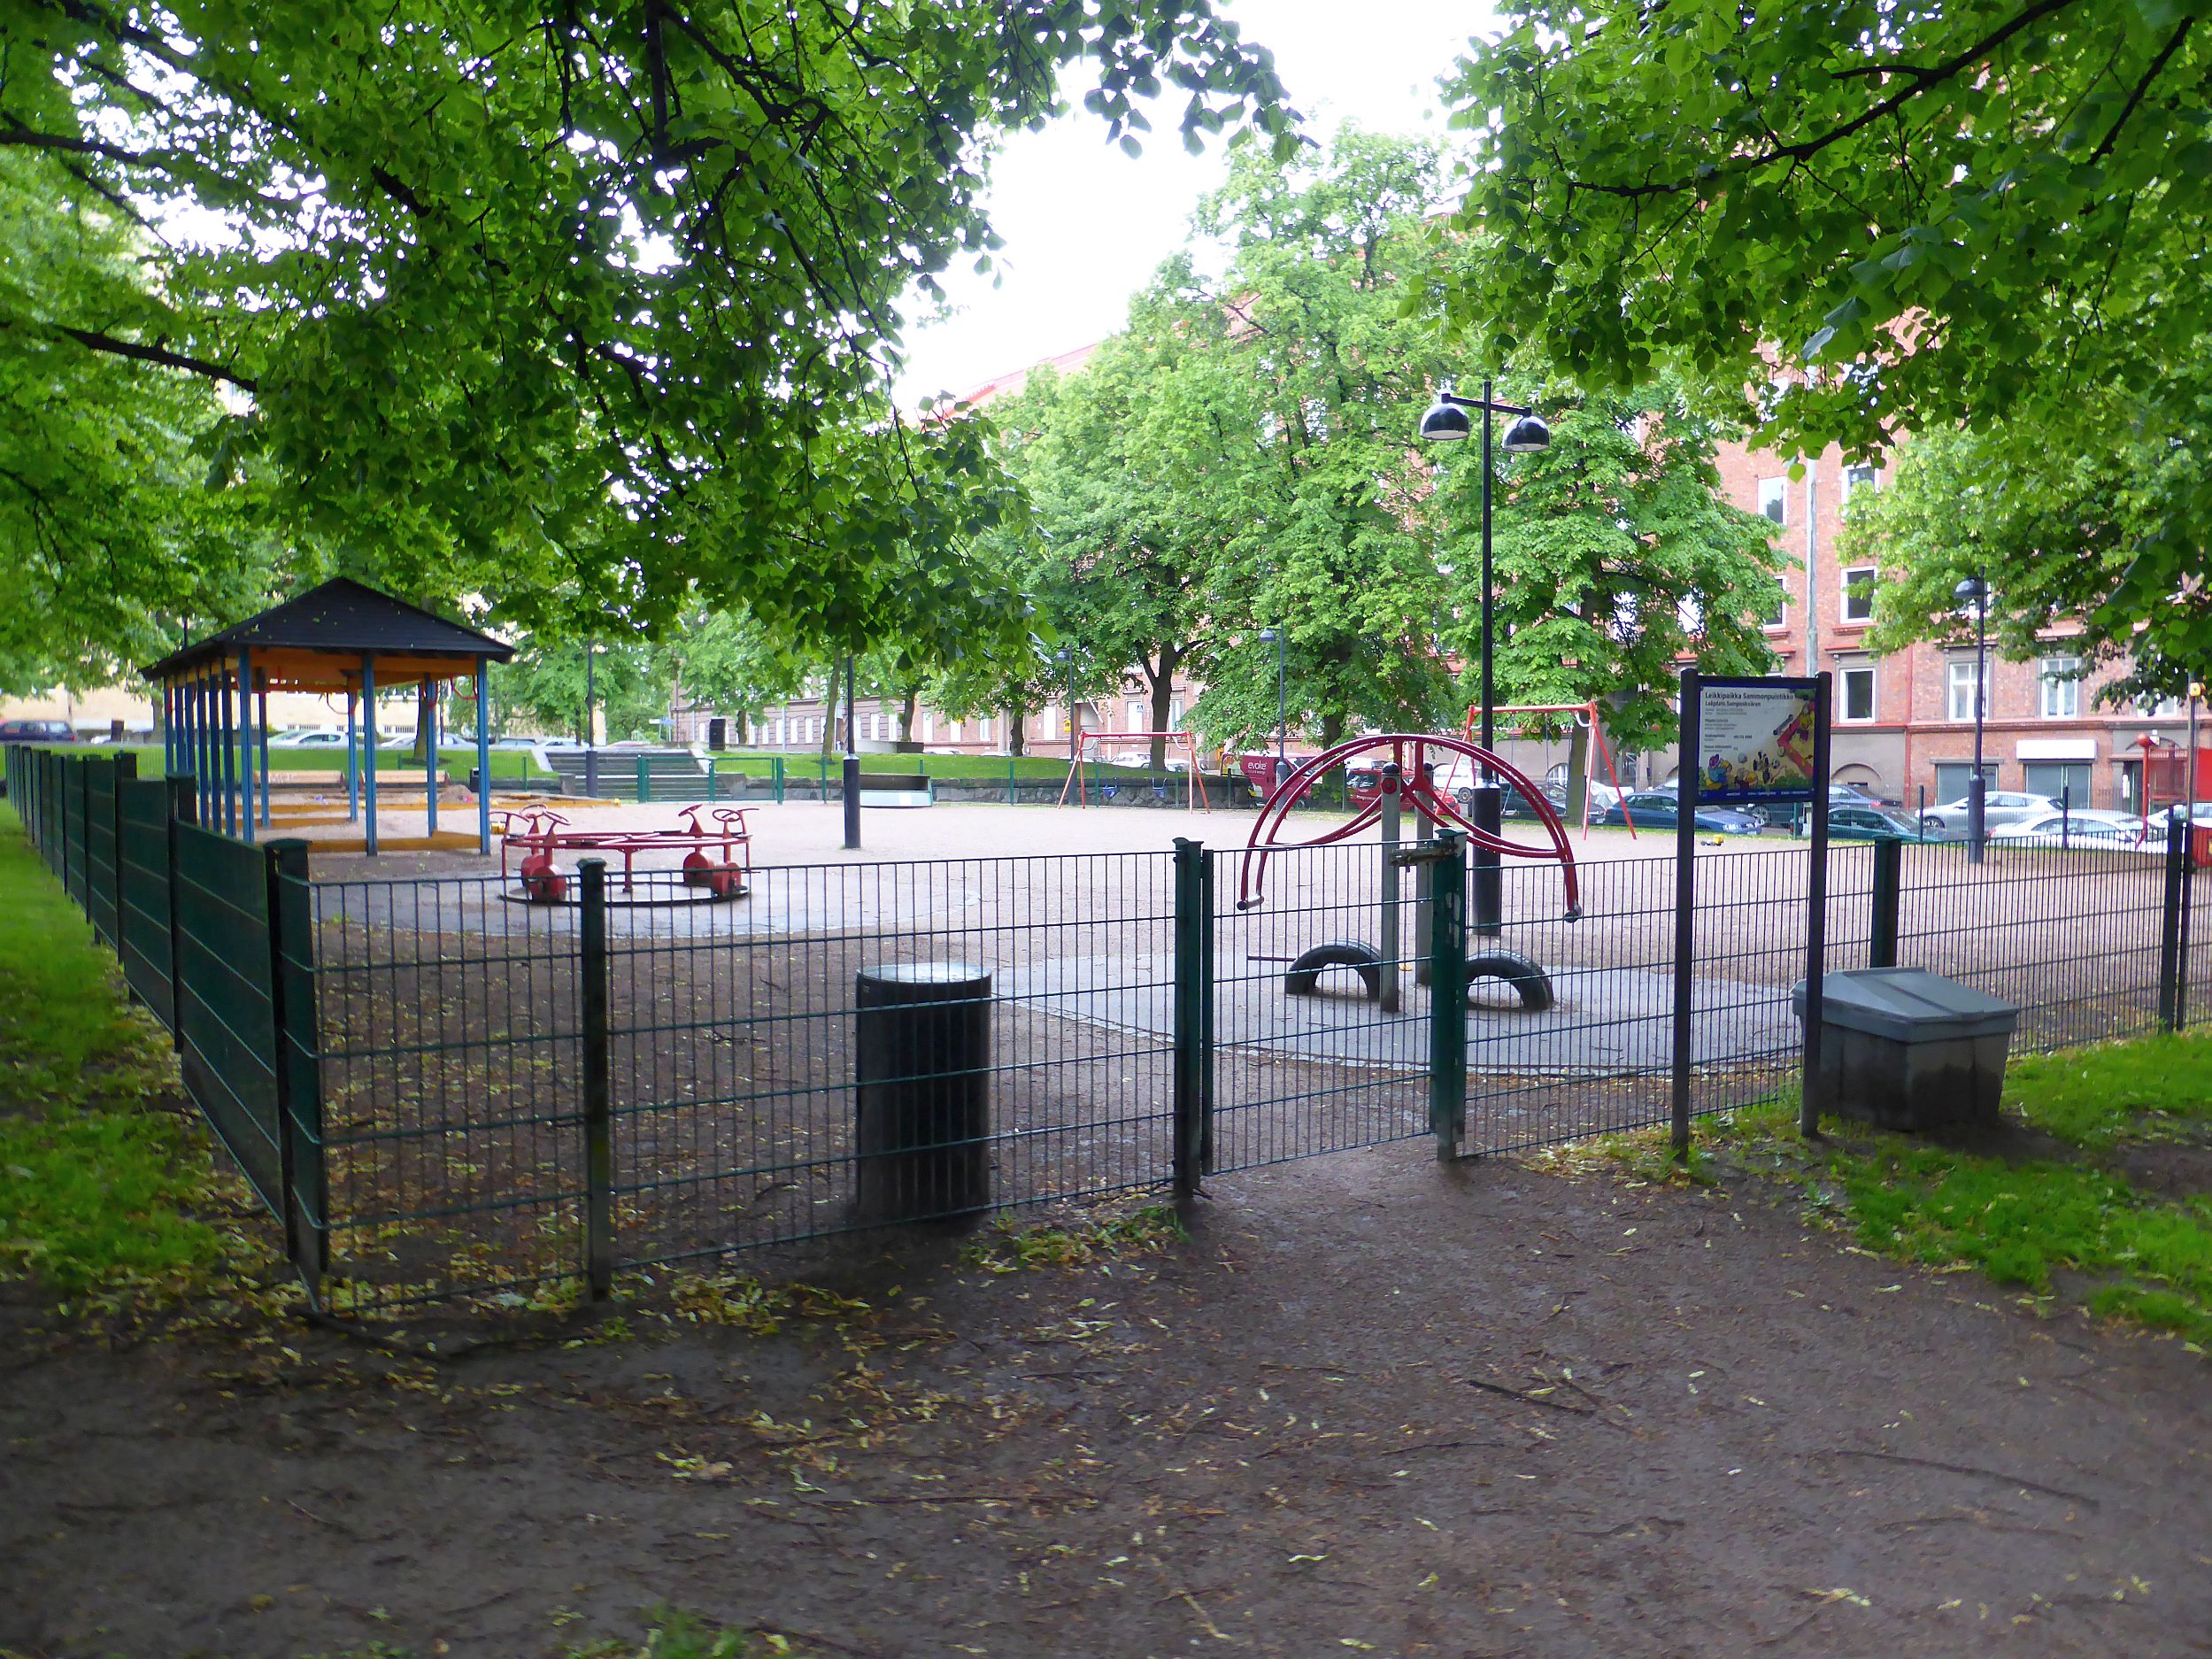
[1568,1035,2212,1349]
[0,805,228,1299]
[2000,1030,2212,1148]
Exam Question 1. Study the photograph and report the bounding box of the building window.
[1128,699,1149,734]
[1168,698,1184,731]
[1934,760,1999,803]
[1946,660,1988,722]
[1757,477,1788,526]
[1840,666,1876,722]
[1841,463,1879,501]
[1839,566,1877,623]
[1758,585,1786,629]
[2022,760,2093,805]
[2039,657,2081,719]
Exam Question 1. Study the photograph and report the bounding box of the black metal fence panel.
[173,822,284,1214]
[83,757,120,950]
[116,776,181,1030]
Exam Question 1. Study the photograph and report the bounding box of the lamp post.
[842,652,860,850]
[1419,379,1551,936]
[1954,575,1989,864]
[1257,627,1287,785]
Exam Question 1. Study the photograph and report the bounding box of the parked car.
[1821,804,1930,842]
[492,735,587,752]
[269,728,345,748]
[1990,810,2167,852]
[0,719,76,744]
[1917,791,2062,836]
[1745,783,1896,828]
[1599,791,1763,834]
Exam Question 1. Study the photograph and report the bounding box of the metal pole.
[1379,761,1403,1014]
[257,675,272,828]
[361,655,379,857]
[1669,670,1701,1158]
[475,660,493,855]
[1471,378,1505,935]
[1480,376,1496,760]
[1969,583,1987,865]
[841,653,861,850]
[1427,830,1468,1159]
[345,686,359,821]
[579,857,614,1297]
[234,650,256,843]
[422,677,438,837]
[220,666,237,836]
[1276,632,1287,784]
[1800,673,1833,1138]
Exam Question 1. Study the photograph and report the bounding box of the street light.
[1421,378,1550,936]
[1954,575,1989,864]
[1257,627,1287,785]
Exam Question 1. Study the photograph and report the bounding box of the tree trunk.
[1145,644,1181,772]
[898,685,921,749]
[1564,714,1591,826]
[1006,704,1027,757]
[412,685,435,765]
[1320,710,1345,749]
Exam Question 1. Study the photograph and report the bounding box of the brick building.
[1700,444,2192,813]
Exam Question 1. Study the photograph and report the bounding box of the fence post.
[579,858,615,1299]
[2178,830,2195,1032]
[1427,830,1468,1159]
[264,837,326,1307]
[163,775,195,1047]
[2160,828,2187,1030]
[706,759,718,803]
[1170,838,1213,1198]
[1869,837,1902,969]
[772,754,785,805]
[636,754,651,803]
[1199,845,1216,1174]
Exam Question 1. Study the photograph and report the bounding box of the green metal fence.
[5,744,329,1304]
[2,739,2202,1318]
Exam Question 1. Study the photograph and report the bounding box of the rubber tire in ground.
[1465,950,1555,1014]
[1283,941,1383,1000]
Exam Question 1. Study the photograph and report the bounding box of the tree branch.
[50,324,258,392]
[2088,17,2193,165]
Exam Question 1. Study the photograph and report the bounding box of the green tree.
[492,636,665,744]
[1426,3,2212,678]
[0,155,277,691]
[1445,380,1784,812]
[663,605,810,741]
[1168,131,1464,752]
[1845,400,2212,705]
[4,1,1294,649]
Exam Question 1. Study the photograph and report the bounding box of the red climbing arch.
[1237,734,1582,918]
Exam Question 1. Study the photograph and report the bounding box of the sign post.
[1669,672,1832,1156]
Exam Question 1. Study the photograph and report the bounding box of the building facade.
[1708,444,2192,812]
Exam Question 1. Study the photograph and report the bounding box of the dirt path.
[5,1144,2208,1659]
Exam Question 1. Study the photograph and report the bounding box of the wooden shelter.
[140,579,515,855]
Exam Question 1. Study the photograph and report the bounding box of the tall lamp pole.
[1258,628,1287,785]
[1954,576,1989,864]
[1419,379,1551,936]
[842,652,860,851]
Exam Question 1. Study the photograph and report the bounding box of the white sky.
[894,0,1501,405]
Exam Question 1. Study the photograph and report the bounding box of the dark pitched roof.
[141,578,514,681]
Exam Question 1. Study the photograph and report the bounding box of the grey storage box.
[1791,968,2020,1131]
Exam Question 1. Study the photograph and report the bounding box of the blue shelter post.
[257,672,272,827]
[345,684,359,821]
[236,648,257,844]
[474,657,492,855]
[361,654,379,856]
[421,676,438,837]
[220,666,238,836]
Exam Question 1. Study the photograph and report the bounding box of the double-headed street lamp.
[1954,575,1989,865]
[1256,627,1287,785]
[1419,379,1551,936]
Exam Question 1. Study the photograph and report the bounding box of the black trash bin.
[1792,968,2020,1130]
[854,963,992,1223]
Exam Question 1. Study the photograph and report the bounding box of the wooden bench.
[857,771,934,808]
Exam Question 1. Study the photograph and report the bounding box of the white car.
[268,728,343,748]
[1989,811,2165,852]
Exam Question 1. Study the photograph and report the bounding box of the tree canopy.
[1430,1,2212,686]
[1,0,1296,675]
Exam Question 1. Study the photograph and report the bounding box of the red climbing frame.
[1237,734,1581,918]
